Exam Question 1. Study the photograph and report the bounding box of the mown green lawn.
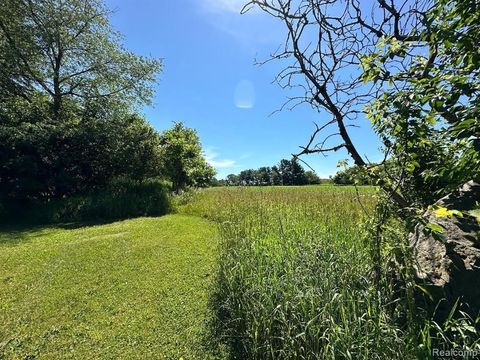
[0,215,222,359]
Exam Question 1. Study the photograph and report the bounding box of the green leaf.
[415,284,433,301]
[405,162,416,173]
[426,222,444,233]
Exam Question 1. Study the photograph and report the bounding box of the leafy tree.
[0,95,163,200]
[257,167,272,185]
[270,165,282,185]
[238,169,257,185]
[332,166,372,186]
[277,158,307,185]
[305,171,321,185]
[363,0,480,206]
[210,178,227,187]
[289,158,308,185]
[188,158,217,188]
[226,174,240,186]
[159,122,215,192]
[0,0,161,118]
[222,159,318,186]
[0,0,163,202]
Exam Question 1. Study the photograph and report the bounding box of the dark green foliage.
[225,158,316,186]
[304,170,321,185]
[0,96,163,201]
[0,0,166,212]
[159,122,216,192]
[49,177,171,222]
[277,158,308,185]
[1,178,171,224]
[270,165,283,185]
[238,169,257,185]
[332,165,373,186]
[256,167,272,185]
[225,174,240,186]
[0,0,215,216]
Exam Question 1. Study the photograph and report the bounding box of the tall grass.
[50,177,172,222]
[178,186,416,359]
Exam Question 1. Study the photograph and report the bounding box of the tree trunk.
[410,181,480,321]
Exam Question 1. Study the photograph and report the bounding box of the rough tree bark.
[410,181,480,320]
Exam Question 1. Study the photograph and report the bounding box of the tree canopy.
[159,122,216,192]
[0,0,213,204]
[331,165,374,186]
[0,96,164,200]
[0,0,161,117]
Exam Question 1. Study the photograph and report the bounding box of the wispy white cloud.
[196,0,284,47]
[204,147,237,169]
[210,159,237,168]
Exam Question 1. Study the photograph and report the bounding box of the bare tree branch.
[243,0,431,209]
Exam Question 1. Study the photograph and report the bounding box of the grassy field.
[3,185,471,359]
[177,186,419,359]
[0,215,223,359]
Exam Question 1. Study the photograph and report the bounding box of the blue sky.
[105,0,382,178]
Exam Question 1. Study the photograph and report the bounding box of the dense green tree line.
[220,158,322,186]
[0,0,214,210]
[331,165,375,186]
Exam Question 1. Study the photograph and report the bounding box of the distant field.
[0,215,222,359]
[177,185,377,221]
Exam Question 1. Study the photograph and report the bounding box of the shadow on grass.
[0,216,149,246]
[200,272,248,360]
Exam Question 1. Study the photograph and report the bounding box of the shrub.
[0,178,171,225]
